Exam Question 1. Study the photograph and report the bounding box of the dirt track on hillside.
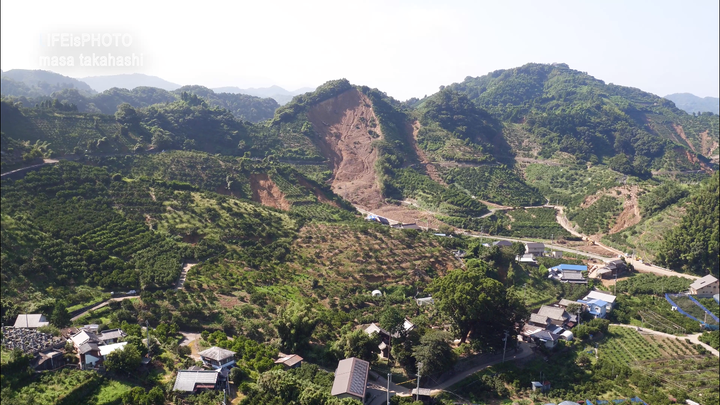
[673,124,697,153]
[411,121,447,185]
[609,186,641,234]
[308,89,384,210]
[249,173,290,210]
[579,186,642,235]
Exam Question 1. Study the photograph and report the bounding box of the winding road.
[70,295,139,322]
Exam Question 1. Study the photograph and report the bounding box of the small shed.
[371,290,382,297]
[275,354,303,369]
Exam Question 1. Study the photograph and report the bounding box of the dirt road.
[70,295,139,321]
[176,262,198,290]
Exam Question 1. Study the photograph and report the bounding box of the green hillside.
[2,83,279,123]
[444,63,719,166]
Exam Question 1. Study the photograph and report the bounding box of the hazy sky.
[2,0,718,100]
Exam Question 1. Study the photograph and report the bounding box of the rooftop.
[78,342,100,354]
[532,330,560,341]
[364,323,390,337]
[584,291,616,304]
[331,357,369,399]
[537,305,567,321]
[99,342,128,357]
[198,346,236,361]
[690,274,718,290]
[100,329,126,341]
[558,299,577,307]
[13,314,49,328]
[530,313,550,325]
[553,264,588,272]
[71,330,102,346]
[275,354,303,367]
[173,370,220,392]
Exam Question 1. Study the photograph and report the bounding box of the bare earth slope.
[249,173,290,210]
[307,89,384,210]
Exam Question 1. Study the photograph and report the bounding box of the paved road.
[611,324,718,357]
[429,342,534,394]
[366,342,535,402]
[365,206,695,278]
[0,159,59,178]
[459,231,614,262]
[70,295,139,321]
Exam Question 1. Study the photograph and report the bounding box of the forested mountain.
[657,172,719,274]
[1,85,279,123]
[2,65,718,274]
[214,85,316,105]
[80,73,181,92]
[1,69,95,97]
[441,63,719,168]
[664,93,720,115]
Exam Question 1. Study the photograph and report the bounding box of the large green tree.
[657,172,719,276]
[332,329,380,363]
[274,303,317,353]
[429,260,527,347]
[412,330,457,376]
[104,344,142,374]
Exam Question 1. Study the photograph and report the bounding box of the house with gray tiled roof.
[331,357,369,401]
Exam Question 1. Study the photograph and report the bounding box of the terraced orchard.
[290,223,458,293]
[598,326,718,398]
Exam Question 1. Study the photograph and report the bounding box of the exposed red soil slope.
[673,124,697,153]
[307,89,384,210]
[249,173,290,211]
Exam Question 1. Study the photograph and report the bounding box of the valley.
[1,64,718,405]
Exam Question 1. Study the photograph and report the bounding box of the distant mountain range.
[213,85,315,105]
[664,93,719,115]
[1,69,95,97]
[1,69,315,106]
[80,73,181,92]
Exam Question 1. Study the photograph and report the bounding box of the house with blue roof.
[550,264,588,272]
[577,299,608,318]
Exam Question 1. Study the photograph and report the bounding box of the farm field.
[523,163,624,207]
[599,327,718,400]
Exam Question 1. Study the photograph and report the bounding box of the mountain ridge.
[664,92,720,115]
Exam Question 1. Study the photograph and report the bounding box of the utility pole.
[145,320,151,355]
[415,362,423,401]
[387,372,391,405]
[502,331,509,363]
[614,272,617,296]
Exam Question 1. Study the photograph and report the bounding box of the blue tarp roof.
[554,264,588,271]
[588,299,608,307]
